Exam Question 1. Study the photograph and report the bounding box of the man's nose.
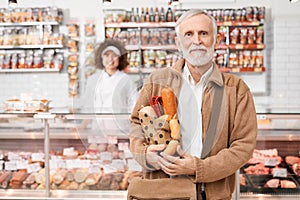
[191,34,201,44]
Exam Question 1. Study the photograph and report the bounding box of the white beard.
[181,44,215,67]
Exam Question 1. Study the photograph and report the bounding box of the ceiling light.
[103,0,112,6]
[8,0,17,7]
[290,0,299,3]
[171,0,180,6]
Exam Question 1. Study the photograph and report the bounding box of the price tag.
[118,142,129,151]
[89,165,102,174]
[257,44,264,49]
[254,68,262,72]
[50,159,58,169]
[0,161,4,170]
[8,152,21,161]
[127,159,142,171]
[66,159,82,169]
[56,160,67,169]
[80,160,91,168]
[5,161,17,171]
[88,135,108,144]
[31,153,45,162]
[223,22,232,26]
[124,150,133,158]
[111,159,125,170]
[272,168,287,178]
[107,136,118,144]
[232,68,240,73]
[16,160,28,169]
[63,147,75,156]
[27,163,41,173]
[264,158,277,167]
[100,152,112,161]
[235,44,243,49]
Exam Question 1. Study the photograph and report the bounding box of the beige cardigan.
[129,59,257,199]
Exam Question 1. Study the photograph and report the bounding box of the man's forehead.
[179,14,212,31]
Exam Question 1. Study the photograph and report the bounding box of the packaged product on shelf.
[141,29,149,45]
[149,29,160,45]
[52,53,64,70]
[85,38,96,53]
[239,28,248,45]
[67,39,79,53]
[17,52,25,68]
[67,24,79,38]
[230,28,240,44]
[255,51,264,67]
[33,50,43,68]
[24,50,33,68]
[167,29,176,45]
[0,54,4,69]
[218,26,227,44]
[10,53,18,69]
[155,50,167,68]
[43,49,55,68]
[256,26,264,44]
[84,24,96,37]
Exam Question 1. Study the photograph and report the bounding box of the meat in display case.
[0,110,300,199]
[239,113,300,199]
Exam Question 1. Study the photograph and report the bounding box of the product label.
[100,152,112,161]
[264,158,277,167]
[27,163,41,173]
[16,160,28,169]
[5,161,17,171]
[31,153,45,162]
[273,168,287,178]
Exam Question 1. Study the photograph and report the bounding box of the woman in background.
[79,39,138,134]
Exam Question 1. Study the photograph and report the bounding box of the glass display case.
[0,107,300,199]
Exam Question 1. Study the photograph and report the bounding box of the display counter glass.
[0,108,300,199]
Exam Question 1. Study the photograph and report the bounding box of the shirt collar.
[182,63,214,86]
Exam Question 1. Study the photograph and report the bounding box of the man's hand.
[146,144,166,170]
[159,146,196,176]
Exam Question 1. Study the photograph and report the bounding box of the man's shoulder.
[222,73,250,94]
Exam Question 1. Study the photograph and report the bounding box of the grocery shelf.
[0,44,64,50]
[0,68,61,73]
[217,44,265,50]
[0,21,60,26]
[217,21,262,26]
[105,22,176,28]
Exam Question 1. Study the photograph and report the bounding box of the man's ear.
[214,34,221,49]
[175,37,182,52]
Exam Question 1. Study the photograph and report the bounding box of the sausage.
[170,119,181,140]
[163,140,178,156]
[161,87,177,121]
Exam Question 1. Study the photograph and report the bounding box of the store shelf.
[0,190,127,200]
[125,45,177,51]
[217,44,265,50]
[217,21,262,26]
[105,22,176,28]
[0,68,61,73]
[0,44,64,50]
[225,67,266,73]
[0,21,60,26]
[125,66,266,74]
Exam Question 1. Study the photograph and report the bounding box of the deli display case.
[0,107,300,200]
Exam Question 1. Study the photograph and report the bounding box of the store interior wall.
[0,0,300,111]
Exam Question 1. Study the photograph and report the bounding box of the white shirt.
[81,69,139,134]
[83,69,138,113]
[178,64,213,157]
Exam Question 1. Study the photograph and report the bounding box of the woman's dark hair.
[94,39,128,70]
